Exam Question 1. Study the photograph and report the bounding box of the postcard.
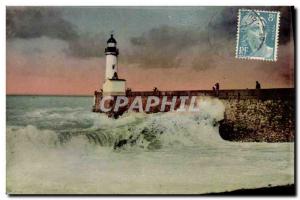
[6,6,295,195]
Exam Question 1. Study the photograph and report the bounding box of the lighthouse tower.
[102,34,126,96]
[105,34,119,79]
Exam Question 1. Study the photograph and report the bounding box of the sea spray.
[6,96,294,194]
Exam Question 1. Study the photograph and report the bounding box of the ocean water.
[6,95,294,194]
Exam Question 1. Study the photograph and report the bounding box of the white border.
[0,1,297,200]
[235,9,281,62]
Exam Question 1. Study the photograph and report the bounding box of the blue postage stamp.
[236,9,280,61]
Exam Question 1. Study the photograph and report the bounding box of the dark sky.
[6,6,294,95]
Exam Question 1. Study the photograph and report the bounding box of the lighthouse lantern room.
[102,34,126,96]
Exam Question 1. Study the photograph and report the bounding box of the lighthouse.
[102,34,126,96]
[105,34,119,79]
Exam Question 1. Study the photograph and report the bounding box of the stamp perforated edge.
[235,9,281,62]
[274,11,281,62]
[235,9,241,59]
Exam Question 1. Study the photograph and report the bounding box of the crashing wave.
[7,97,226,151]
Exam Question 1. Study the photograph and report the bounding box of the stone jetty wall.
[219,98,295,142]
[93,88,295,142]
[217,88,295,142]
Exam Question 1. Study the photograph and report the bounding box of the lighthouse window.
[112,65,115,70]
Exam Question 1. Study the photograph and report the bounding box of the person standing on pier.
[213,83,220,96]
[256,81,261,89]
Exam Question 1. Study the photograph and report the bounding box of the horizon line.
[6,87,295,97]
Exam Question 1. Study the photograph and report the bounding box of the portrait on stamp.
[236,9,280,61]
